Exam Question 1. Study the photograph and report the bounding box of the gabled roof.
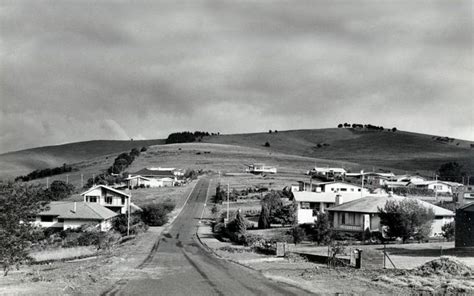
[327,195,454,217]
[312,167,347,173]
[81,185,130,197]
[38,202,118,220]
[132,168,175,177]
[125,175,152,181]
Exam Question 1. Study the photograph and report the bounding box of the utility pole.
[226,183,230,223]
[66,175,69,184]
[127,194,131,236]
[81,174,84,188]
[46,177,49,189]
[309,175,312,192]
[92,174,95,186]
[435,174,438,202]
[361,170,364,198]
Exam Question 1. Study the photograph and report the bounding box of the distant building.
[34,201,118,231]
[307,167,346,180]
[455,185,474,206]
[327,195,454,237]
[455,203,474,248]
[245,163,277,174]
[125,175,174,188]
[407,180,454,194]
[81,185,133,214]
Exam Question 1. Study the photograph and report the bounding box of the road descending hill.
[0,128,472,180]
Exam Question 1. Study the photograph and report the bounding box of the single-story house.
[125,175,175,188]
[455,203,474,248]
[131,168,178,184]
[455,185,474,206]
[246,163,277,174]
[407,181,453,194]
[82,185,132,214]
[327,195,454,237]
[35,201,118,231]
[307,167,346,179]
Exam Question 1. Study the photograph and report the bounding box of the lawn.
[31,246,97,262]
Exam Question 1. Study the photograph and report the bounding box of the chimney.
[72,202,77,213]
[335,194,342,205]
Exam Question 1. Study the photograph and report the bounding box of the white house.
[35,201,118,231]
[408,181,453,194]
[327,195,454,237]
[246,163,277,174]
[130,168,178,185]
[125,175,175,188]
[293,181,370,224]
[82,185,132,214]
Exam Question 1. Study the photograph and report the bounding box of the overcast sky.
[1,0,472,153]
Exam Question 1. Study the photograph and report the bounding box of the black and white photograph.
[0,0,473,295]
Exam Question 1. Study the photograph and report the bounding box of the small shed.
[455,203,474,248]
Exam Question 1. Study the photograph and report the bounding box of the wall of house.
[428,183,452,194]
[34,217,63,228]
[84,188,128,213]
[431,216,454,237]
[297,208,315,224]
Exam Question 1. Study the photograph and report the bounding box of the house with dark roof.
[81,185,134,214]
[327,195,454,237]
[35,201,118,231]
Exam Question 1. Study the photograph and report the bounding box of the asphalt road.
[104,178,312,296]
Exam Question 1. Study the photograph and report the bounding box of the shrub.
[291,226,305,245]
[140,146,148,152]
[441,221,455,240]
[264,141,270,147]
[141,203,176,226]
[112,214,148,235]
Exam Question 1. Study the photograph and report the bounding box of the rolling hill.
[0,128,472,181]
[0,139,165,178]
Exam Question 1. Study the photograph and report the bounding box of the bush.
[141,203,176,226]
[112,214,148,235]
[442,221,455,240]
[264,141,270,147]
[140,146,148,152]
[291,226,305,245]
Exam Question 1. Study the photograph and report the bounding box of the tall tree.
[438,162,465,183]
[258,205,270,229]
[378,199,434,243]
[0,183,47,276]
[312,212,332,245]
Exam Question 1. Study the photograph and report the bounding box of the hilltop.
[0,128,472,180]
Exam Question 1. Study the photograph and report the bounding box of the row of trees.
[337,123,397,132]
[15,163,75,182]
[165,131,218,144]
[85,147,144,187]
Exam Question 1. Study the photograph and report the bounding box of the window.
[58,218,64,223]
[40,216,54,222]
[340,188,347,192]
[301,202,310,209]
[341,213,345,224]
[121,196,126,205]
[358,189,361,192]
[87,196,98,203]
[350,188,354,192]
[105,196,113,204]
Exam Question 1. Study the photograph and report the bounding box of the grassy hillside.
[1,128,472,181]
[0,139,164,178]
[203,128,474,176]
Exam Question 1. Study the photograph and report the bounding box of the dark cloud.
[0,0,472,153]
